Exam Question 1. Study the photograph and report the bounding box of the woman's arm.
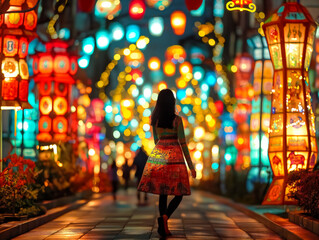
[152,125,159,145]
[177,116,194,170]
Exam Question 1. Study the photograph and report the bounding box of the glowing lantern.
[190,0,205,16]
[165,45,186,64]
[0,0,38,109]
[33,40,77,142]
[126,24,140,43]
[185,0,203,11]
[82,36,95,55]
[148,57,161,71]
[110,22,124,41]
[163,60,175,76]
[179,61,192,75]
[234,53,254,88]
[170,11,186,36]
[95,0,121,19]
[262,1,317,205]
[194,126,205,140]
[124,49,144,68]
[226,0,256,12]
[149,17,164,37]
[130,68,143,82]
[96,30,110,50]
[78,0,96,12]
[215,100,224,115]
[129,0,146,20]
[247,34,273,192]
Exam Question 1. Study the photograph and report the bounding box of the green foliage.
[287,170,319,218]
[0,154,43,216]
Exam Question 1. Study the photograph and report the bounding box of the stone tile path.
[12,189,283,239]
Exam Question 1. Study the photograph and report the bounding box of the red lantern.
[214,100,224,115]
[129,0,146,20]
[78,0,96,13]
[0,0,38,109]
[170,11,186,35]
[33,40,77,142]
[185,0,203,11]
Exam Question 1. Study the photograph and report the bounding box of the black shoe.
[157,217,166,237]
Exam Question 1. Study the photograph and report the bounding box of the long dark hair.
[151,89,176,129]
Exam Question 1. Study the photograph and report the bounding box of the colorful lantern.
[33,40,77,142]
[185,0,203,11]
[170,11,186,36]
[110,22,124,41]
[226,0,256,12]
[129,0,146,20]
[148,57,161,71]
[234,53,254,88]
[149,17,164,37]
[247,34,273,192]
[124,49,144,68]
[190,0,205,17]
[96,30,110,50]
[165,45,186,64]
[126,24,140,43]
[262,1,317,205]
[163,60,175,76]
[0,0,38,109]
[95,0,121,19]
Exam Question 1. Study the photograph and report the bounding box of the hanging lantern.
[148,57,161,71]
[146,0,172,11]
[165,45,186,64]
[33,40,77,142]
[0,0,38,110]
[95,0,121,20]
[124,49,144,68]
[185,0,203,11]
[247,34,273,193]
[226,0,256,13]
[129,0,146,20]
[170,11,186,36]
[149,17,164,37]
[96,29,111,50]
[234,53,254,88]
[262,1,317,205]
[78,0,96,13]
[163,60,175,76]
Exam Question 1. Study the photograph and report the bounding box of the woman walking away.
[138,88,196,237]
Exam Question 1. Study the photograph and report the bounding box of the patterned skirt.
[137,137,191,196]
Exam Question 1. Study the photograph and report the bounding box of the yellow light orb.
[194,126,205,140]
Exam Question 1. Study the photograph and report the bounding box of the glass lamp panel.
[39,116,52,132]
[19,80,29,101]
[53,116,68,133]
[284,23,305,43]
[254,61,262,78]
[252,97,261,113]
[263,60,274,78]
[253,78,261,96]
[53,96,68,115]
[55,82,68,96]
[2,58,19,77]
[304,44,313,70]
[261,113,270,131]
[269,113,283,136]
[265,25,280,45]
[263,78,273,94]
[307,25,316,45]
[287,70,304,113]
[269,44,282,69]
[54,55,70,73]
[262,96,271,112]
[285,43,302,68]
[264,48,270,60]
[18,38,28,58]
[5,7,23,28]
[39,55,53,74]
[24,10,37,31]
[272,71,284,113]
[39,81,52,96]
[253,49,262,60]
[39,96,52,115]
[286,113,307,136]
[2,78,18,100]
[250,113,260,131]
[268,152,284,176]
[19,59,29,79]
[287,151,308,172]
[3,36,18,56]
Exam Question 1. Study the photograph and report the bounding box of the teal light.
[213,0,224,17]
[59,28,71,40]
[143,86,152,100]
[132,88,139,97]
[135,77,144,85]
[114,114,122,123]
[82,36,95,55]
[220,87,227,95]
[225,145,237,165]
[193,66,205,81]
[110,22,124,41]
[217,76,223,85]
[143,109,151,117]
[182,106,189,114]
[212,162,219,170]
[188,115,195,124]
[96,30,111,50]
[145,132,152,138]
[201,83,209,92]
[113,130,121,139]
[126,25,140,43]
[205,71,217,86]
[190,0,205,16]
[176,89,186,100]
[131,119,139,128]
[149,17,164,37]
[78,55,90,68]
[130,143,139,151]
[138,96,146,105]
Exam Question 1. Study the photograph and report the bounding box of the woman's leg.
[166,196,183,218]
[159,194,167,216]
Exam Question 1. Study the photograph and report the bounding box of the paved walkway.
[12,189,283,240]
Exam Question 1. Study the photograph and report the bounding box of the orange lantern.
[179,61,192,75]
[148,57,161,71]
[163,60,176,76]
[0,0,38,109]
[33,40,77,142]
[129,0,146,20]
[170,11,186,35]
[262,1,317,205]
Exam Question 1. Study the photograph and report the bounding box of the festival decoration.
[78,0,96,12]
[33,40,77,142]
[148,57,161,71]
[95,0,121,20]
[129,0,146,20]
[170,11,186,35]
[226,0,256,13]
[165,45,186,64]
[0,0,38,109]
[246,35,273,192]
[149,17,164,37]
[185,0,203,11]
[262,1,317,205]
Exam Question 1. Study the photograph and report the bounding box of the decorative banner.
[262,1,317,205]
[226,0,256,13]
